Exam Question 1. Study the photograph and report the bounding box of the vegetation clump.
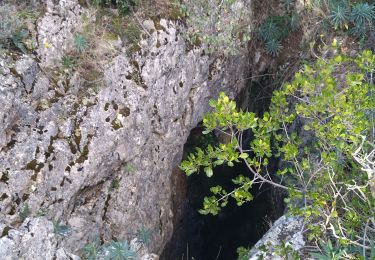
[81,226,152,259]
[53,219,71,236]
[180,49,375,258]
[255,0,375,57]
[90,0,140,15]
[257,15,293,57]
[0,4,33,53]
[182,0,251,55]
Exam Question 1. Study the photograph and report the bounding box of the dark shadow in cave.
[161,74,286,260]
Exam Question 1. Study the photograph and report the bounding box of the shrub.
[90,0,140,15]
[350,2,375,37]
[311,0,375,38]
[180,50,375,257]
[182,0,251,56]
[236,246,249,260]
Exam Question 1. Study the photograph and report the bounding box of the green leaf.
[204,167,213,177]
[239,153,249,159]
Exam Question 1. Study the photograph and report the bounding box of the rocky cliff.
[0,0,249,258]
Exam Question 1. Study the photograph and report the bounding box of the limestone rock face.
[0,0,249,258]
[0,218,58,260]
[248,215,305,259]
[37,0,86,67]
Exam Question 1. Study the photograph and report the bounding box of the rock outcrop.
[0,0,249,258]
[248,215,305,259]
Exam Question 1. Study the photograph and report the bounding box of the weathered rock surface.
[248,215,305,259]
[0,0,249,258]
[0,218,59,260]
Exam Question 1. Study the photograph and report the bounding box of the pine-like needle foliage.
[105,241,136,260]
[350,2,375,37]
[73,34,88,53]
[258,16,290,57]
[329,5,350,29]
[83,237,101,260]
[265,39,282,57]
[136,226,152,246]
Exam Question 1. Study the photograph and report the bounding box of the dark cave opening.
[161,73,286,260]
[162,146,286,260]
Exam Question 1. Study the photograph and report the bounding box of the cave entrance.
[162,74,286,260]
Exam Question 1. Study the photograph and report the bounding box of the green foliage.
[257,1,375,57]
[83,237,101,260]
[74,34,89,53]
[124,22,141,54]
[89,0,139,15]
[109,178,121,191]
[82,238,140,260]
[350,2,375,37]
[265,39,282,57]
[310,240,346,260]
[350,3,375,26]
[61,56,75,69]
[236,246,249,260]
[258,20,279,43]
[180,50,375,255]
[136,226,152,246]
[183,0,251,55]
[275,242,301,259]
[53,220,71,236]
[313,1,375,38]
[329,4,350,29]
[122,162,136,173]
[258,16,291,57]
[105,241,136,260]
[19,203,30,221]
[10,28,29,53]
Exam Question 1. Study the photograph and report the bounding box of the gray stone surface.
[248,215,305,260]
[37,0,87,67]
[0,0,249,258]
[0,218,58,260]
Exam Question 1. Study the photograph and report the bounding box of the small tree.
[180,50,375,258]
